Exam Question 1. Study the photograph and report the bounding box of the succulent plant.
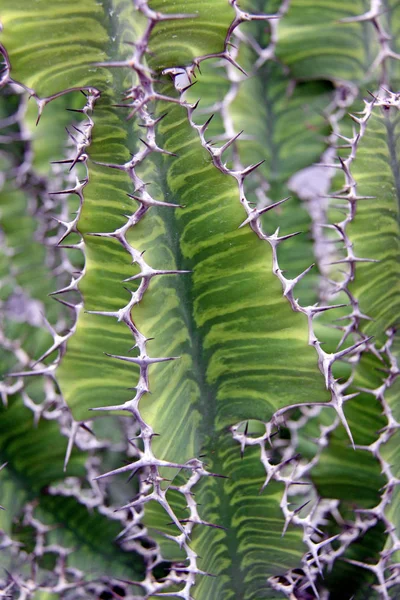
[0,1,399,598]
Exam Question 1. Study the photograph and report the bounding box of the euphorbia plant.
[0,0,399,598]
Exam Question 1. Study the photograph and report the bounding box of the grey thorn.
[123,269,191,282]
[64,421,79,472]
[293,263,315,284]
[127,193,183,208]
[89,403,131,412]
[308,303,347,314]
[329,257,379,265]
[334,336,374,360]
[104,353,180,365]
[218,130,243,154]
[200,113,215,134]
[238,197,290,228]
[335,402,355,448]
[240,159,266,178]
[272,230,303,243]
[7,363,57,379]
[48,279,80,295]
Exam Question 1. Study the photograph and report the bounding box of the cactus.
[0,0,399,598]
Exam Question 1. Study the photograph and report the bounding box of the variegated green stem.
[341,0,400,87]
[151,7,398,598]
[149,5,344,597]
[0,92,126,531]
[176,5,368,426]
[339,95,400,597]
[56,1,338,597]
[1,2,242,596]
[169,77,366,600]
[0,41,148,597]
[304,85,400,600]
[58,2,390,597]
[177,23,337,584]
[312,3,400,588]
[160,5,387,598]
[233,1,400,593]
[183,45,332,304]
[82,6,212,596]
[5,87,101,469]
